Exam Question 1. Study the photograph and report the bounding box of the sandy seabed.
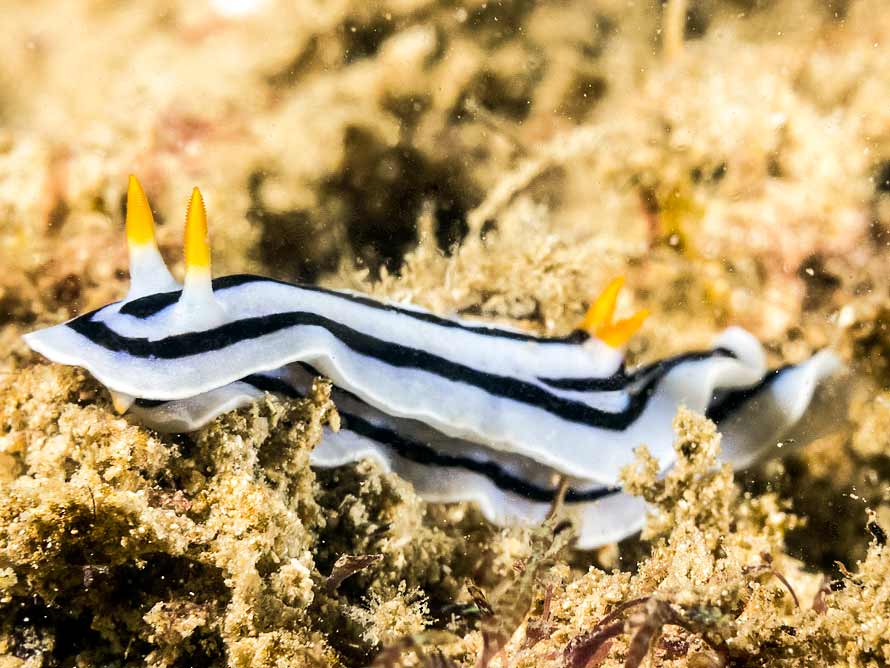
[1,1,889,666]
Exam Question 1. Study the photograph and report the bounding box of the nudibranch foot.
[130,362,646,548]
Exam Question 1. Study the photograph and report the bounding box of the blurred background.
[2,0,887,326]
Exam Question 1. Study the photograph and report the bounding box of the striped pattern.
[119,275,587,344]
[66,311,727,430]
[31,278,776,480]
[23,270,844,547]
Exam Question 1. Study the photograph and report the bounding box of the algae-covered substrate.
[2,1,890,666]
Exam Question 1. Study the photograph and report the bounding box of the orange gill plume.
[579,277,649,348]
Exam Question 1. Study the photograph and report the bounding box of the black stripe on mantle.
[538,348,737,391]
[118,274,589,345]
[68,309,725,432]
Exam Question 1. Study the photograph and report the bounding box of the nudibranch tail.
[579,277,649,348]
[125,175,178,300]
[172,187,225,330]
[708,349,846,469]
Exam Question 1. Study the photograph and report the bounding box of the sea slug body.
[23,176,845,547]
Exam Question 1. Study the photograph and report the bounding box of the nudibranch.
[24,176,845,548]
